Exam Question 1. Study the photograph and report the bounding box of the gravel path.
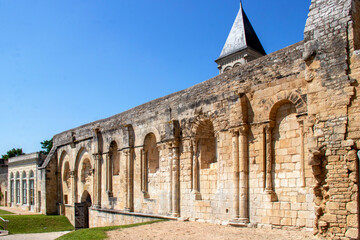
[106,221,316,240]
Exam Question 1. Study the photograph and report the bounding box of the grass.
[0,209,14,215]
[0,215,74,234]
[57,219,166,240]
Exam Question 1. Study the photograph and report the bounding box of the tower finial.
[215,0,266,74]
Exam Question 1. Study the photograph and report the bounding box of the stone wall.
[40,0,360,239]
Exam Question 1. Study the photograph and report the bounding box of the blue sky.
[0,0,311,155]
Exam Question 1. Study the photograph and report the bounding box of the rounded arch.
[194,119,217,169]
[80,190,92,204]
[269,99,294,121]
[103,138,121,155]
[10,172,14,179]
[58,150,69,175]
[266,91,307,121]
[233,62,241,68]
[138,127,161,146]
[109,141,120,175]
[22,171,27,178]
[16,172,20,179]
[63,161,71,183]
[224,66,232,72]
[190,113,222,138]
[144,133,159,173]
[74,147,94,203]
[29,170,34,178]
[74,147,94,174]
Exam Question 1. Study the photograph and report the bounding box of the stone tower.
[215,1,266,73]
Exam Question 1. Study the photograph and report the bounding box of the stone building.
[8,153,45,212]
[39,0,360,239]
[0,159,8,206]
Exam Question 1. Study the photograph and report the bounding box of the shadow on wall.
[354,0,360,50]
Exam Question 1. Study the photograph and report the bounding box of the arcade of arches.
[38,1,360,239]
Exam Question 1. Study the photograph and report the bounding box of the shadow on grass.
[56,219,166,240]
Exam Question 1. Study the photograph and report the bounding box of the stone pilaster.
[124,149,134,212]
[191,139,201,200]
[93,153,102,208]
[264,122,276,201]
[231,129,240,220]
[239,125,249,223]
[70,170,76,204]
[171,140,180,217]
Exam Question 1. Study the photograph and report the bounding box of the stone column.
[231,129,240,220]
[105,153,113,196]
[70,170,76,204]
[191,140,201,200]
[239,125,249,223]
[265,122,275,193]
[171,141,180,217]
[125,149,134,211]
[141,149,148,194]
[93,153,102,208]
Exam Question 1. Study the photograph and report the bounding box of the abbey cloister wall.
[40,0,360,239]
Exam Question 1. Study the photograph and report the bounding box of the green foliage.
[1,148,24,161]
[0,215,73,234]
[40,138,53,155]
[57,219,166,240]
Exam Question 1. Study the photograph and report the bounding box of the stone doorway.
[75,191,92,229]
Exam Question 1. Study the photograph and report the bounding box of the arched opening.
[22,171,27,205]
[15,172,20,204]
[81,190,92,206]
[80,159,92,184]
[107,141,119,196]
[10,173,14,205]
[195,119,217,200]
[224,66,232,72]
[142,133,159,198]
[271,101,313,227]
[62,161,70,205]
[75,191,92,229]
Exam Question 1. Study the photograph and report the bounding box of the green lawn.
[0,215,74,234]
[57,220,165,240]
[0,209,14,215]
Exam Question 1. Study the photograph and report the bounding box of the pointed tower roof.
[216,2,266,62]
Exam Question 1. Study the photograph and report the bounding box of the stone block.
[347,214,358,228]
[346,201,357,214]
[345,228,359,239]
[322,214,337,223]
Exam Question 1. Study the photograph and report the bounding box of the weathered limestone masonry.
[38,0,360,239]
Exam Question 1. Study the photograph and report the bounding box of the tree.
[40,138,53,155]
[1,148,24,160]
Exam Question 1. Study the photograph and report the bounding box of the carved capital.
[69,171,76,178]
[93,153,101,161]
[239,125,249,135]
[123,149,130,156]
[264,121,275,133]
[230,129,239,137]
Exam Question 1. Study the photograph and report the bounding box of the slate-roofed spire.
[215,1,266,73]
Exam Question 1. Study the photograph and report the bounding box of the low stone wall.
[89,208,174,228]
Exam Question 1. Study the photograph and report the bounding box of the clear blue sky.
[0,0,311,155]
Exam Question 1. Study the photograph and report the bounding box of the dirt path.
[107,221,316,240]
